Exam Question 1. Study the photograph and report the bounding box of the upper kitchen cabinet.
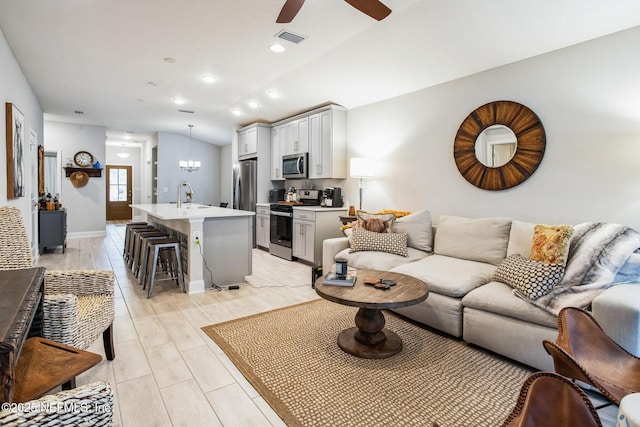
[271,125,286,180]
[284,117,309,155]
[237,123,270,160]
[309,106,347,179]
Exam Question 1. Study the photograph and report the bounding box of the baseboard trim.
[67,230,107,239]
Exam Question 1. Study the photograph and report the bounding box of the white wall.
[44,121,107,236]
[0,28,44,250]
[220,144,232,206]
[345,26,640,230]
[156,131,221,205]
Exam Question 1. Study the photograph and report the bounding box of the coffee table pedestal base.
[337,307,402,359]
[338,327,402,359]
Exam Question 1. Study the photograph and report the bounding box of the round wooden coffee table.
[315,269,429,359]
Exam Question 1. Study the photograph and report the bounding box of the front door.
[106,165,132,220]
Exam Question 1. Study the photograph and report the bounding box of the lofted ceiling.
[0,0,639,146]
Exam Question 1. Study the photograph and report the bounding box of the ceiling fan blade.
[276,0,305,23]
[344,0,391,21]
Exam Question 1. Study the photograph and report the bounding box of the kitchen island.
[130,203,255,294]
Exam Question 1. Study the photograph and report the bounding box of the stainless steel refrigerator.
[233,159,257,247]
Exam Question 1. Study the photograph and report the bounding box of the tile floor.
[35,222,619,426]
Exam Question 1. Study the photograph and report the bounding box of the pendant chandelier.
[179,124,201,172]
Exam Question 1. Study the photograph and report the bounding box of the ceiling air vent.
[178,109,195,114]
[275,30,306,44]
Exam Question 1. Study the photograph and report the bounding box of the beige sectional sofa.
[322,211,640,371]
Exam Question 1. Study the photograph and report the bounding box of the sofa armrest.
[323,237,350,274]
[592,283,640,356]
[45,270,115,296]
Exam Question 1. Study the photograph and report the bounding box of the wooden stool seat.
[12,337,102,403]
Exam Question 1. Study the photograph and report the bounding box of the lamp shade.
[350,158,375,178]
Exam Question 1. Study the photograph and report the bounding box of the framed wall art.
[6,102,25,199]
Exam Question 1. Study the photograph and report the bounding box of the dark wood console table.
[0,268,102,403]
[0,267,45,403]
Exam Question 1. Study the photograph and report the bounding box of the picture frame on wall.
[5,102,25,199]
[38,145,45,195]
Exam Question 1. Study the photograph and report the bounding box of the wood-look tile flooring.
[36,222,618,426]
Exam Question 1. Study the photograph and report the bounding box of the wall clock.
[74,150,94,167]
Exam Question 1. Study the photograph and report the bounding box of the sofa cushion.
[390,254,496,298]
[493,254,565,299]
[393,209,433,253]
[462,281,557,328]
[350,228,408,257]
[434,215,512,265]
[506,220,536,258]
[530,224,574,266]
[336,247,429,271]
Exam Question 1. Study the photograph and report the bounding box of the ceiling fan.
[276,0,392,23]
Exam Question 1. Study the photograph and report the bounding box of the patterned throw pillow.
[356,211,396,233]
[493,254,565,299]
[530,224,574,266]
[350,228,408,257]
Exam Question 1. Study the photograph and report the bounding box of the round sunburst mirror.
[453,101,546,191]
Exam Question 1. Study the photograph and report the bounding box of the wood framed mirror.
[454,101,545,191]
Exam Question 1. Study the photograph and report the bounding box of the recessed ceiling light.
[247,101,260,109]
[163,57,176,63]
[124,134,131,140]
[270,43,286,53]
[266,90,281,99]
[173,97,186,105]
[201,74,216,84]
[230,108,243,116]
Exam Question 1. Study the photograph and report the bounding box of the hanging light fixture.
[116,144,130,159]
[179,124,201,172]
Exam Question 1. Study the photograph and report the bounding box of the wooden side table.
[11,337,102,403]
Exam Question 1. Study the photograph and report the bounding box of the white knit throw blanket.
[519,222,640,315]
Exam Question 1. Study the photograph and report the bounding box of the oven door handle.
[270,211,293,218]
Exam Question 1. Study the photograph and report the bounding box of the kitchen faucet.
[176,181,194,208]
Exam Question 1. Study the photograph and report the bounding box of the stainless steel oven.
[269,203,294,260]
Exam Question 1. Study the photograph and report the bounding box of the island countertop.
[130,203,255,220]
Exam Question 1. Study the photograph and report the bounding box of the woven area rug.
[202,299,533,427]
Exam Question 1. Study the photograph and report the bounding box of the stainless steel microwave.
[282,153,308,179]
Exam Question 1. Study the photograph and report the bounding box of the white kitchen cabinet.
[256,205,270,249]
[292,208,346,265]
[271,125,286,180]
[285,117,309,155]
[309,106,347,179]
[237,123,270,160]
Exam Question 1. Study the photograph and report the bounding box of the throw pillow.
[493,254,565,299]
[350,227,408,257]
[356,210,396,233]
[393,209,433,253]
[530,224,574,266]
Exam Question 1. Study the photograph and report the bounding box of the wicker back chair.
[0,382,112,426]
[0,206,115,359]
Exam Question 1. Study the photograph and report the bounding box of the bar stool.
[143,238,185,298]
[132,231,168,278]
[137,232,171,285]
[123,222,149,262]
[126,226,157,269]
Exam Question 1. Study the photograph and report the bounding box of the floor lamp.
[350,158,374,211]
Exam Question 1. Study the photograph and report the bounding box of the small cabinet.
[292,208,346,265]
[284,117,309,155]
[293,216,315,262]
[38,209,67,254]
[256,205,270,249]
[271,125,286,181]
[309,106,347,179]
[237,123,270,160]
